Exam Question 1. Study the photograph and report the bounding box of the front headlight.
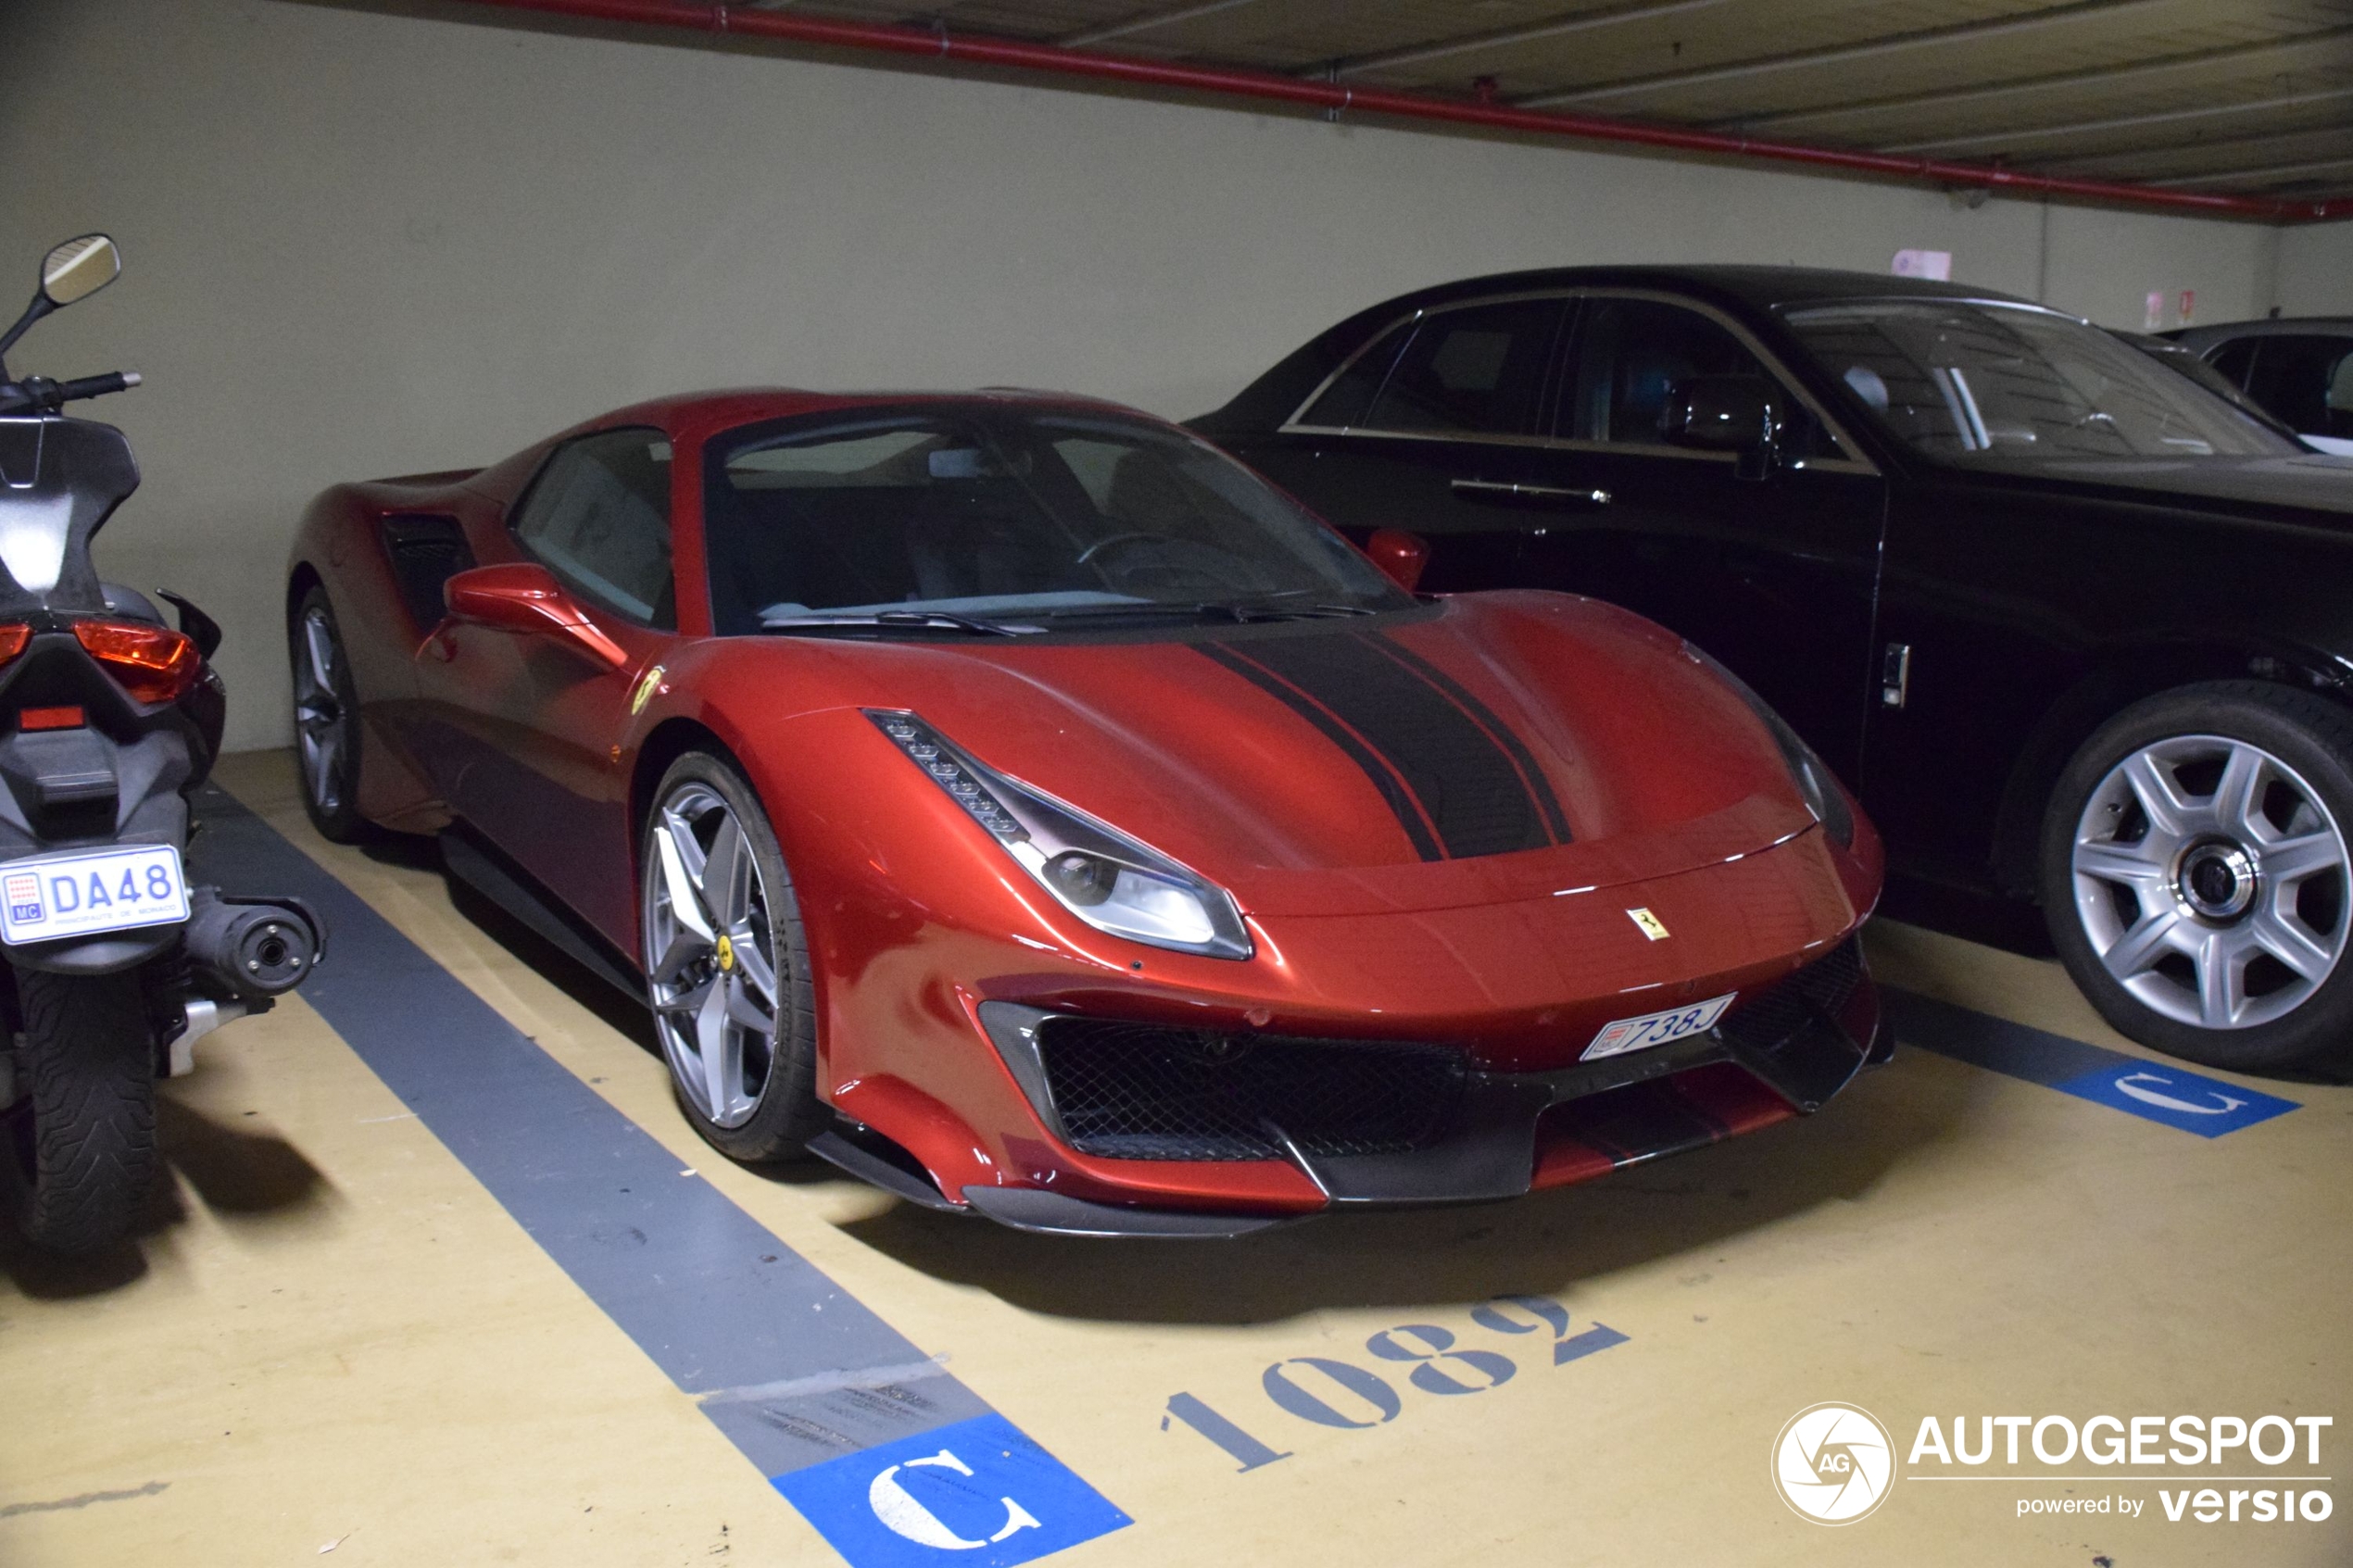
[1680,643,1855,848]
[866,709,1254,960]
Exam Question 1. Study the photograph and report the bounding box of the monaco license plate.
[0,845,189,945]
[1582,992,1736,1061]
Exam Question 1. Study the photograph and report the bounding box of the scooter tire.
[2,968,158,1254]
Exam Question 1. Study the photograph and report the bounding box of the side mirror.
[1660,375,1780,477]
[443,562,628,671]
[40,235,120,307]
[1365,528,1429,594]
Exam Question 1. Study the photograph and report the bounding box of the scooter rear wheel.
[2,968,158,1254]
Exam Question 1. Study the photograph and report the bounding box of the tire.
[289,583,369,843]
[639,752,824,1161]
[1,968,159,1253]
[2041,681,2353,1073]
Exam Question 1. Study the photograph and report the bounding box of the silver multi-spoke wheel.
[644,781,783,1129]
[2070,734,2349,1031]
[293,605,348,816]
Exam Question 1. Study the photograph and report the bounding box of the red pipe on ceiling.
[461,0,2351,223]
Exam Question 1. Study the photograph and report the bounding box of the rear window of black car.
[1350,297,1567,438]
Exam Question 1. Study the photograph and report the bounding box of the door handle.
[1451,477,1612,508]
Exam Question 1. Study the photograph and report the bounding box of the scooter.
[0,235,323,1253]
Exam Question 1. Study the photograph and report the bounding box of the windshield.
[702,406,1409,634]
[1781,300,2297,465]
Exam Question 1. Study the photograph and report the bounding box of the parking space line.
[1886,986,2300,1137]
[192,784,1127,1564]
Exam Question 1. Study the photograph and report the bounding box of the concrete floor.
[2,750,2347,1567]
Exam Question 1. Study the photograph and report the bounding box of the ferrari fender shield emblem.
[1627,907,1670,941]
[628,663,666,715]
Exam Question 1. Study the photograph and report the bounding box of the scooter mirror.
[40,235,120,307]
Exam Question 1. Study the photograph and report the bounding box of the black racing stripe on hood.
[1360,633,1572,844]
[1197,641,1445,861]
[1222,630,1554,861]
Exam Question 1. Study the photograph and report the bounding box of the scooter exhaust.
[182,888,324,999]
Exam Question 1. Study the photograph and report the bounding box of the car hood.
[1965,453,2353,519]
[751,594,1822,917]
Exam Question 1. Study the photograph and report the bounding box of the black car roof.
[1380,264,2042,315]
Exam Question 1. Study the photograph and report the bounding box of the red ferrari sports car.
[286,389,1886,1236]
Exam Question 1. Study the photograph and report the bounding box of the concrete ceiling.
[742,0,2353,203]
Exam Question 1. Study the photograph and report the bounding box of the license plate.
[0,845,189,945]
[1582,992,1736,1061]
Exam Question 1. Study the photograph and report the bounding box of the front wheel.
[640,753,824,1161]
[1,969,159,1253]
[2041,681,2353,1073]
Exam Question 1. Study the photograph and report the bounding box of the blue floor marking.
[776,1414,1133,1568]
[191,785,1126,1566]
[1885,986,2299,1137]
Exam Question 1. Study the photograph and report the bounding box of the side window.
[2206,338,2258,390]
[1357,298,1566,437]
[1297,320,1412,429]
[2245,336,2353,436]
[1567,297,1829,458]
[512,428,675,628]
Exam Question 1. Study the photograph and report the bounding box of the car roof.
[557,385,1153,450]
[2171,318,2353,345]
[1364,263,2045,316]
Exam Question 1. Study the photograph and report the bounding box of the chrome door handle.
[1451,478,1611,506]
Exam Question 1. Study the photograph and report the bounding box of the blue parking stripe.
[1885,986,2299,1137]
[190,784,1126,1564]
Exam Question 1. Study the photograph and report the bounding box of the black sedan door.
[1216,294,1572,594]
[1512,294,1889,781]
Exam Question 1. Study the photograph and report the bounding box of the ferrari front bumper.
[955,936,1886,1237]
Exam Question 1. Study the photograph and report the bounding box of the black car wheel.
[289,584,368,843]
[639,752,824,1161]
[2042,681,2353,1073]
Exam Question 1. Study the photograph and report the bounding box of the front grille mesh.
[1036,1019,1466,1162]
[1716,937,1864,1053]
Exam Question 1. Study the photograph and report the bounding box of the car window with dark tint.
[2246,335,2353,438]
[1357,297,1565,437]
[1297,319,1412,428]
[1782,301,2295,463]
[2208,338,2259,390]
[511,428,675,627]
[1566,297,1832,458]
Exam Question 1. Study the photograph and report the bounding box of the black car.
[1192,267,2353,1073]
[2167,317,2353,458]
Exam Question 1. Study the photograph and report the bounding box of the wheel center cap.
[2177,841,2258,922]
[714,934,736,972]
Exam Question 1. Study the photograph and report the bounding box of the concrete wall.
[0,0,2289,749]
[2279,220,2353,317]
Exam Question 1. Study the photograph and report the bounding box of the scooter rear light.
[19,706,84,731]
[72,620,200,704]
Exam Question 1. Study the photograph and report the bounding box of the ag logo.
[1772,1402,1895,1524]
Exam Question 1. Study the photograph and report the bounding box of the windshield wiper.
[1033,598,1384,627]
[759,609,1042,637]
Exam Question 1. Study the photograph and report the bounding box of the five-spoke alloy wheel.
[289,584,366,842]
[640,753,823,1159]
[2044,683,2353,1073]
